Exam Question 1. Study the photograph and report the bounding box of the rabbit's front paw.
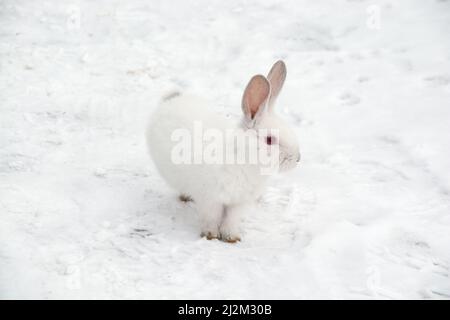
[219,225,241,243]
[200,230,219,240]
[220,233,241,243]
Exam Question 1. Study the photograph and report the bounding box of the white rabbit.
[146,61,300,242]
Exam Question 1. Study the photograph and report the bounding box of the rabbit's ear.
[241,75,270,123]
[267,60,286,110]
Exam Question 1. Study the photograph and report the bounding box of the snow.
[1,0,450,299]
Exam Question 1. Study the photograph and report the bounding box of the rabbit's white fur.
[146,61,300,242]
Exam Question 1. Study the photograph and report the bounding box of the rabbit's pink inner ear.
[242,75,270,119]
[267,60,287,109]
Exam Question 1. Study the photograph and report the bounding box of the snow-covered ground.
[1,0,450,299]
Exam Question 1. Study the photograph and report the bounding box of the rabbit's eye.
[265,136,276,145]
